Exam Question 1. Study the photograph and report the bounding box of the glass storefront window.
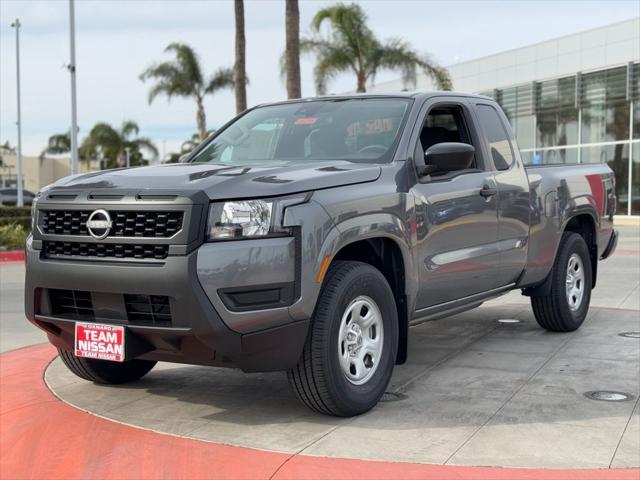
[537,109,579,147]
[581,67,630,143]
[536,76,578,147]
[520,151,534,165]
[515,115,535,149]
[538,147,578,165]
[581,143,629,213]
[484,64,639,214]
[633,99,639,140]
[632,144,639,215]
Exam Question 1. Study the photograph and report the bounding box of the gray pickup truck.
[26,92,618,416]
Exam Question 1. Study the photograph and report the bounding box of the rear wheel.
[288,261,398,416]
[58,348,156,384]
[531,232,592,332]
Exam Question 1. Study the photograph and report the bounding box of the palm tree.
[81,120,158,169]
[285,0,302,98]
[164,132,214,164]
[140,43,234,141]
[44,132,71,155]
[301,3,452,94]
[234,0,248,113]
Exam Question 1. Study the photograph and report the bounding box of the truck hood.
[45,161,382,200]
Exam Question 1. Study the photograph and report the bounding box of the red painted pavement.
[1,344,638,480]
[0,251,24,262]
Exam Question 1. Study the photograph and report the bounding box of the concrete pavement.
[0,262,42,352]
[45,302,640,469]
[2,226,639,471]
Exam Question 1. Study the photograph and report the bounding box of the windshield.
[189,98,411,165]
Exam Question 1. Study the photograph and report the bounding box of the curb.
[0,250,24,262]
[614,215,640,226]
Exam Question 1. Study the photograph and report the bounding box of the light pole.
[11,19,24,207]
[68,0,79,175]
[125,147,130,168]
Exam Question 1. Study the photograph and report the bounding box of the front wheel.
[531,232,592,332]
[288,261,398,416]
[58,348,156,384]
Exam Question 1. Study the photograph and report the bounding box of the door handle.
[480,185,497,198]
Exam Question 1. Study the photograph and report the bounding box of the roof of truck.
[255,91,493,108]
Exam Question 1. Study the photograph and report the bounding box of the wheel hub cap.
[566,253,585,311]
[338,296,384,385]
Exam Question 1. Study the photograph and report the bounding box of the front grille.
[124,294,172,326]
[43,241,169,260]
[42,210,183,238]
[48,290,173,327]
[49,289,94,319]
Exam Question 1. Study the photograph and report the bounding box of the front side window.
[476,105,515,171]
[417,106,476,171]
[190,98,411,165]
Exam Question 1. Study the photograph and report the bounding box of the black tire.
[531,232,592,332]
[58,348,156,384]
[287,261,398,417]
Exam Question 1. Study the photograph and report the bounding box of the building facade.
[370,18,640,215]
[0,146,95,193]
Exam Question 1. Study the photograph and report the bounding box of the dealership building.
[371,18,640,216]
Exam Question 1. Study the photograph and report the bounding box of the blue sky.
[1,0,639,158]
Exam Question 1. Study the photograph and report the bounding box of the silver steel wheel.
[338,295,384,386]
[565,253,585,311]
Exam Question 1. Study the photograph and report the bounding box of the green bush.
[0,223,28,251]
[0,206,31,218]
[0,217,31,229]
[0,206,31,234]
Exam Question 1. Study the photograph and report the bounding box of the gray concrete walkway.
[46,303,639,469]
[3,227,639,469]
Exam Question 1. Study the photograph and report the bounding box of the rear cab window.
[476,104,515,171]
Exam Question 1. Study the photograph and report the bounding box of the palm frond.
[165,42,203,88]
[376,38,453,91]
[140,62,194,103]
[120,120,140,139]
[132,137,159,159]
[44,132,71,155]
[301,37,354,94]
[375,38,421,87]
[84,122,123,163]
[205,67,236,94]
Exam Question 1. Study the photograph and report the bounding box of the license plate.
[75,322,125,362]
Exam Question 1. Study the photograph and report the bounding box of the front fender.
[286,204,416,322]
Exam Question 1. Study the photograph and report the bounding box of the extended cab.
[26,93,618,416]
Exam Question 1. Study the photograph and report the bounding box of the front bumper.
[24,239,309,372]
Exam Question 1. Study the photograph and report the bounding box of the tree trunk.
[285,0,301,99]
[234,0,247,113]
[196,95,207,141]
[356,70,367,93]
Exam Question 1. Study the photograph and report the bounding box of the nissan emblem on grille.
[86,209,113,240]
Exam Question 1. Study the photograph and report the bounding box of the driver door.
[410,98,503,311]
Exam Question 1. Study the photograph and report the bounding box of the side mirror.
[178,153,190,163]
[418,142,475,176]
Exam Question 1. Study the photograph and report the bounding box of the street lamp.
[68,0,80,175]
[11,18,24,208]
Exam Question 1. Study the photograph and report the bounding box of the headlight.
[206,195,309,241]
[31,193,40,232]
[206,200,275,240]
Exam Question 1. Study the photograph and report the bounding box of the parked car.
[25,92,618,416]
[0,188,35,206]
